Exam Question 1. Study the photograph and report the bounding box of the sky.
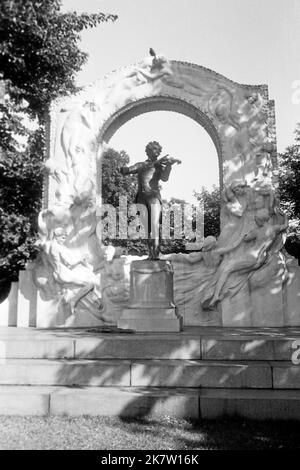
[62,0,300,202]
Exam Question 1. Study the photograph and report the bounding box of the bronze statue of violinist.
[120,141,181,259]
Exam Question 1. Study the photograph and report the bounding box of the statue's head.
[202,236,217,251]
[254,208,270,226]
[152,54,168,70]
[53,227,67,244]
[145,141,162,161]
[149,48,168,71]
[262,141,275,154]
[231,179,247,196]
[83,100,98,112]
[246,92,259,105]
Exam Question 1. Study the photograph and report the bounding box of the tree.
[193,185,221,238]
[101,148,137,207]
[0,0,117,119]
[278,124,300,262]
[0,128,44,281]
[160,197,192,254]
[101,147,148,255]
[0,1,117,282]
[278,124,300,234]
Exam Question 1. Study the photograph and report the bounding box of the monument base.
[118,307,183,332]
[2,326,300,420]
[117,259,182,332]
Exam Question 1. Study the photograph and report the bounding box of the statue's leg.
[149,200,162,260]
[138,202,149,240]
[209,267,233,307]
[147,239,154,260]
[143,199,153,259]
[70,285,94,314]
[209,257,255,306]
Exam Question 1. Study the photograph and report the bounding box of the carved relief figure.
[230,91,267,169]
[248,180,276,216]
[98,246,130,323]
[38,188,94,243]
[253,149,273,182]
[103,49,173,110]
[218,179,249,247]
[208,85,241,131]
[162,235,244,323]
[58,101,99,199]
[47,228,100,313]
[206,208,288,308]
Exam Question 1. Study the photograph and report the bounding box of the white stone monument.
[2,51,298,329]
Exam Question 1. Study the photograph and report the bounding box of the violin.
[155,154,182,166]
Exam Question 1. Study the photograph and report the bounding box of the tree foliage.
[0,128,45,279]
[101,147,148,255]
[0,0,117,118]
[101,148,137,207]
[278,125,300,234]
[0,0,117,282]
[193,185,221,238]
[278,124,300,262]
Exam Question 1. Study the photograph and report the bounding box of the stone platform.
[1,326,300,419]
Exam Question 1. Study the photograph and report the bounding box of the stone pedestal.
[118,260,182,332]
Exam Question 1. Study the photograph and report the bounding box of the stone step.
[131,359,273,389]
[1,386,300,420]
[0,359,131,387]
[0,338,75,359]
[0,336,200,360]
[0,327,300,361]
[1,358,298,389]
[199,388,300,420]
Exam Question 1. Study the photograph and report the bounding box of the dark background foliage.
[0,0,117,282]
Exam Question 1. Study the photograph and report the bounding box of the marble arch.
[98,96,224,189]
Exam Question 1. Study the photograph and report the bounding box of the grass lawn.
[0,415,300,450]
